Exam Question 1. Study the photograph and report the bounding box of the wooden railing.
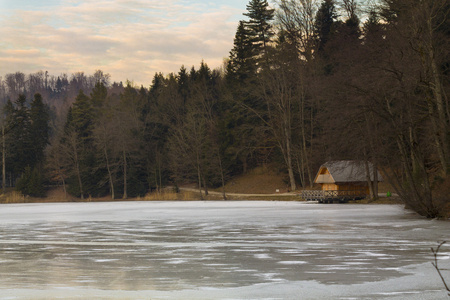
[299,190,367,202]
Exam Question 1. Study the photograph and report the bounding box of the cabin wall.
[321,183,338,190]
[321,183,369,194]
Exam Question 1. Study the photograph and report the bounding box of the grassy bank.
[0,186,396,204]
[2,187,448,218]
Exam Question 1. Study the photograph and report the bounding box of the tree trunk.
[197,165,203,200]
[122,150,127,199]
[196,149,203,200]
[74,150,83,200]
[296,154,305,188]
[59,170,67,200]
[300,90,313,187]
[2,125,5,195]
[216,147,227,200]
[203,176,209,196]
[372,159,379,197]
[364,159,375,200]
[302,128,313,188]
[286,138,297,192]
[158,152,162,193]
[427,16,449,175]
[104,147,114,200]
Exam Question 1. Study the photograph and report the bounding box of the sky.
[0,0,251,85]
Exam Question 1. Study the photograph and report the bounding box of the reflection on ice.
[0,201,448,299]
[278,261,307,265]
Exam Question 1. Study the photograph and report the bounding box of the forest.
[0,0,448,218]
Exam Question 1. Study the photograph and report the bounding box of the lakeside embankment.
[2,187,448,219]
[0,185,402,204]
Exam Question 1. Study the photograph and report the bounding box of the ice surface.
[0,201,449,299]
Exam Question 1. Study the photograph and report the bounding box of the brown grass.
[143,190,198,201]
[221,165,290,194]
[0,167,447,218]
[0,191,25,204]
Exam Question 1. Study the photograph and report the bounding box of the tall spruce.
[29,93,50,168]
[1,94,50,196]
[244,0,275,63]
[227,21,256,82]
[8,95,32,176]
[90,81,108,111]
[314,0,338,53]
[71,90,94,142]
[63,90,98,198]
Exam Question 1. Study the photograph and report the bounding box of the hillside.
[221,166,290,194]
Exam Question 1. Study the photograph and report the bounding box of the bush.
[16,166,46,197]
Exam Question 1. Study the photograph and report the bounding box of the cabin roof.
[314,160,382,184]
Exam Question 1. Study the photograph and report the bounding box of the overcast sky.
[0,0,252,85]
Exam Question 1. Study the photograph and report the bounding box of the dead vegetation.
[220,166,290,194]
[0,166,447,217]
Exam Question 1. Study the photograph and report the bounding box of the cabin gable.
[315,166,335,184]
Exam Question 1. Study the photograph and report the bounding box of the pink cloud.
[0,0,244,85]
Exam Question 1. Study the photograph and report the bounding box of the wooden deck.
[299,190,367,203]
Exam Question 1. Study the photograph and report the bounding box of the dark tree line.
[1,0,448,217]
[1,93,50,196]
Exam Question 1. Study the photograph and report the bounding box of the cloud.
[0,0,244,85]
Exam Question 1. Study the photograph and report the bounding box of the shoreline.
[0,186,403,205]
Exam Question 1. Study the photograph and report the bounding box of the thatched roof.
[314,161,382,184]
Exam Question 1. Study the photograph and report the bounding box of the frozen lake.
[0,201,448,299]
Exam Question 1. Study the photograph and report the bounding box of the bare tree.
[116,87,143,199]
[168,103,210,199]
[93,115,117,200]
[258,49,299,191]
[276,0,318,61]
[62,129,84,199]
[431,241,450,296]
[46,134,69,200]
[408,0,449,175]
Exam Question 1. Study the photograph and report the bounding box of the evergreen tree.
[177,66,189,107]
[363,10,382,40]
[314,0,338,53]
[90,81,107,110]
[244,0,275,61]
[8,95,33,176]
[1,94,49,194]
[224,0,277,175]
[2,99,16,184]
[29,93,50,168]
[198,60,212,83]
[63,90,103,198]
[71,90,94,142]
[16,166,45,197]
[227,21,256,82]
[113,83,148,198]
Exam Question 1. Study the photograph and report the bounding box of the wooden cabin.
[301,160,382,202]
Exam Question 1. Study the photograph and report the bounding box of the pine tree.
[29,93,50,168]
[314,0,338,53]
[16,166,45,197]
[227,21,255,82]
[244,0,275,60]
[1,94,49,194]
[71,90,94,143]
[9,95,33,175]
[62,90,99,198]
[90,81,107,110]
[177,66,189,107]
